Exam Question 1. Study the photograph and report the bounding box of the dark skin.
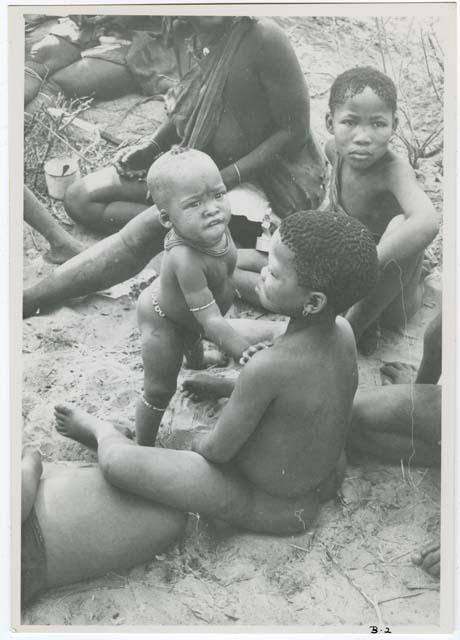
[23,18,323,317]
[64,18,318,230]
[54,233,353,535]
[184,312,442,577]
[325,88,440,345]
[136,154,255,446]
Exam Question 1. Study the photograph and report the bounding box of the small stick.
[406,584,439,591]
[325,547,383,628]
[288,543,311,553]
[378,592,423,605]
[387,549,412,563]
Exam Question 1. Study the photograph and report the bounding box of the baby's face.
[162,160,231,246]
[327,87,396,170]
[256,232,309,316]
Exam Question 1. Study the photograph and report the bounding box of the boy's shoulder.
[376,150,417,188]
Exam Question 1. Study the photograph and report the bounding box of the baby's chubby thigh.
[136,285,185,400]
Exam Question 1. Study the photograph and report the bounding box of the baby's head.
[257,210,378,318]
[147,147,231,246]
[326,67,398,168]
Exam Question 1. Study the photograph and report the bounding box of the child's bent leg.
[53,406,320,534]
[380,252,424,330]
[346,216,425,343]
[136,290,185,446]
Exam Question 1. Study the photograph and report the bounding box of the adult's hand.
[113,141,157,179]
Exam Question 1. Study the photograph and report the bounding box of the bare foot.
[54,404,132,449]
[357,321,381,356]
[412,541,440,578]
[182,374,232,400]
[44,239,84,265]
[184,340,228,370]
[380,361,417,385]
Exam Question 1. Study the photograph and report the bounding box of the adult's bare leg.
[64,166,149,233]
[23,206,165,318]
[25,35,81,105]
[348,384,441,467]
[416,311,442,383]
[52,58,138,100]
[24,186,84,264]
[21,448,43,523]
[381,310,442,385]
[32,463,186,591]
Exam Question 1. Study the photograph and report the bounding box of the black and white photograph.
[9,2,456,633]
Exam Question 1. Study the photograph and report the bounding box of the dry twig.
[325,546,384,628]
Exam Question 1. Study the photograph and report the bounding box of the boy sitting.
[55,210,378,535]
[135,146,263,446]
[324,66,440,353]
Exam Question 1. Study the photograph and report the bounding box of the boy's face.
[159,159,231,246]
[256,232,310,315]
[326,87,396,170]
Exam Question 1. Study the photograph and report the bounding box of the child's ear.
[302,292,328,317]
[325,113,334,135]
[159,209,172,229]
[392,113,399,132]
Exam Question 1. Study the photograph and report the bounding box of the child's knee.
[143,380,175,408]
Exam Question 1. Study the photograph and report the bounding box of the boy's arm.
[379,161,441,265]
[192,352,275,463]
[173,251,251,360]
[220,21,313,189]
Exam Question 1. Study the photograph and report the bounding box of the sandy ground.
[22,16,443,629]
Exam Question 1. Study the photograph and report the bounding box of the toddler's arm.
[173,251,251,360]
[379,160,440,265]
[191,350,276,463]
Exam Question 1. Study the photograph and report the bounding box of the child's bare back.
[233,316,357,498]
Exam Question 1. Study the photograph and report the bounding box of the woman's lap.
[69,165,148,204]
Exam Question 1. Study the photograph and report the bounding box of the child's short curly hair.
[329,66,397,114]
[279,210,379,314]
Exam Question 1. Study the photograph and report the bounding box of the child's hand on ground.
[239,341,273,365]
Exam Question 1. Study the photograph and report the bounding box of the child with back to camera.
[324,66,440,354]
[135,146,268,446]
[55,210,378,535]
